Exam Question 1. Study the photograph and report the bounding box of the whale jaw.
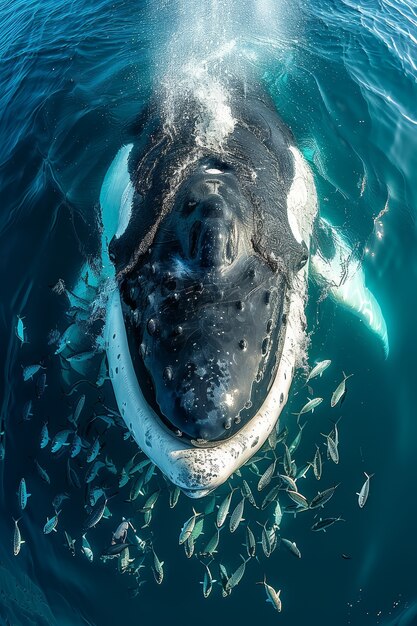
[105,268,307,497]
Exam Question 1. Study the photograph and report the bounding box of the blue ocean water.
[0,0,416,624]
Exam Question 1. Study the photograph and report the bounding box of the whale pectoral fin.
[99,143,134,275]
[310,217,389,357]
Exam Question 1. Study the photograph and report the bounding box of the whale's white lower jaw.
[104,273,306,498]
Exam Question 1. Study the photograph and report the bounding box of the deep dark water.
[1,0,417,624]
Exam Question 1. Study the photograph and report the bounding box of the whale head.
[103,135,316,497]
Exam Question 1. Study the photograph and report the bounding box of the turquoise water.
[0,1,416,624]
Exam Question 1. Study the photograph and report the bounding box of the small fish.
[143,462,156,485]
[331,373,353,408]
[142,509,152,528]
[17,478,31,510]
[357,472,374,508]
[54,324,75,355]
[96,355,109,387]
[261,483,281,510]
[85,460,105,484]
[130,458,151,475]
[119,468,130,488]
[103,542,132,557]
[22,364,43,382]
[307,359,331,381]
[241,480,257,508]
[191,516,205,541]
[43,510,61,534]
[16,315,27,344]
[64,531,76,556]
[201,563,216,598]
[36,371,47,398]
[287,490,309,509]
[169,486,181,509]
[179,509,200,545]
[257,576,282,612]
[22,400,33,422]
[279,473,298,492]
[322,432,339,464]
[245,524,256,558]
[295,397,323,419]
[132,534,147,552]
[13,518,25,556]
[118,546,133,573]
[311,516,345,532]
[81,534,94,562]
[184,535,195,558]
[288,423,306,455]
[309,484,339,510]
[260,523,272,558]
[141,490,160,512]
[281,537,301,558]
[283,445,293,477]
[83,495,107,531]
[226,555,249,591]
[113,517,135,542]
[295,463,311,480]
[341,553,352,560]
[152,548,164,584]
[51,429,72,454]
[201,526,222,556]
[216,488,236,528]
[276,426,288,444]
[312,446,322,480]
[35,459,50,484]
[71,394,86,425]
[86,437,100,463]
[127,474,145,502]
[67,461,81,489]
[274,500,283,528]
[257,460,276,491]
[219,563,231,597]
[229,497,245,533]
[39,422,49,449]
[69,432,82,458]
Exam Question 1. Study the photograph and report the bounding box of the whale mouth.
[119,258,289,446]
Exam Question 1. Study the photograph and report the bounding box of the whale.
[81,86,388,498]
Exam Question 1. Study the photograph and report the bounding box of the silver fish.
[241,480,257,508]
[261,483,281,510]
[307,359,331,381]
[85,460,105,484]
[69,432,82,458]
[51,429,72,454]
[309,484,339,509]
[229,497,245,533]
[39,422,49,449]
[43,511,61,534]
[201,526,222,557]
[86,436,100,463]
[287,490,309,509]
[81,534,94,561]
[288,424,306,455]
[72,394,86,424]
[331,373,353,407]
[22,400,33,422]
[169,486,181,509]
[64,531,76,556]
[295,397,323,419]
[179,509,200,545]
[245,524,256,558]
[281,537,301,558]
[201,563,215,598]
[141,490,160,512]
[226,555,249,591]
[274,500,283,528]
[152,548,164,584]
[191,516,205,541]
[17,478,30,510]
[216,489,236,528]
[357,472,374,508]
[16,315,26,344]
[22,364,43,382]
[311,516,345,532]
[257,460,276,491]
[258,576,282,612]
[312,446,322,480]
[83,496,107,531]
[13,518,24,556]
